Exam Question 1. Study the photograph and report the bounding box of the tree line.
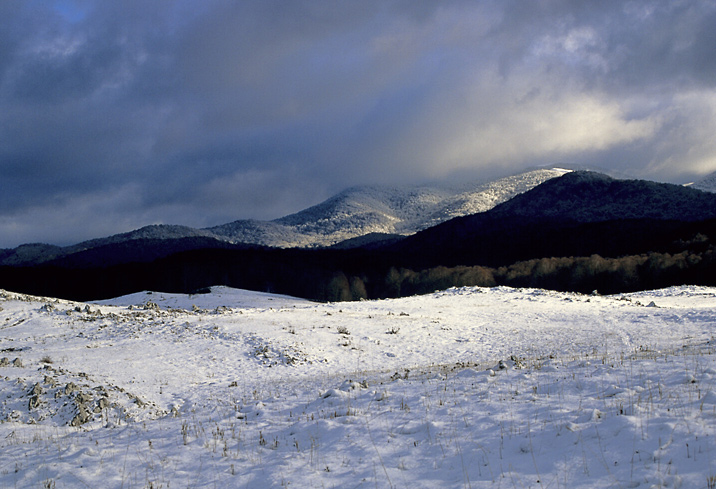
[1,225,714,302]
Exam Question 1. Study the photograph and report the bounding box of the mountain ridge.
[488,171,716,222]
[386,171,716,269]
[206,167,571,246]
[0,168,569,266]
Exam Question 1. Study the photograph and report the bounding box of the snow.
[207,168,568,247]
[2,284,716,488]
[693,170,716,193]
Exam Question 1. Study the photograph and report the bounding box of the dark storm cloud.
[1,0,715,247]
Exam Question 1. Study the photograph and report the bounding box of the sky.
[1,0,716,247]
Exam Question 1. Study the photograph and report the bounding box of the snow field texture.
[0,285,715,488]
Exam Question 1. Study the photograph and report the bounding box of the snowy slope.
[208,167,569,247]
[2,284,716,488]
[693,170,716,193]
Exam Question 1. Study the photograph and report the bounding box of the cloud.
[642,89,716,179]
[0,183,147,247]
[349,72,662,182]
[1,0,715,246]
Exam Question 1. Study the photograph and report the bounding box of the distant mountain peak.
[206,167,569,248]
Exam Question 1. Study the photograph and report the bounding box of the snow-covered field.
[1,285,716,488]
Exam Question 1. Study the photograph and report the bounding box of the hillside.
[0,168,567,267]
[389,171,716,268]
[207,167,570,246]
[488,171,716,222]
[1,285,715,487]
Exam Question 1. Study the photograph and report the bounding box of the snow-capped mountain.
[692,170,716,193]
[0,168,568,266]
[207,167,570,247]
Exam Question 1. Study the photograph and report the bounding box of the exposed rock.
[70,403,91,427]
[28,395,40,410]
[76,391,93,404]
[94,397,110,413]
[127,393,146,407]
[28,383,42,397]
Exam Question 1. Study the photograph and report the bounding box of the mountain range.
[3,168,716,301]
[0,167,569,267]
